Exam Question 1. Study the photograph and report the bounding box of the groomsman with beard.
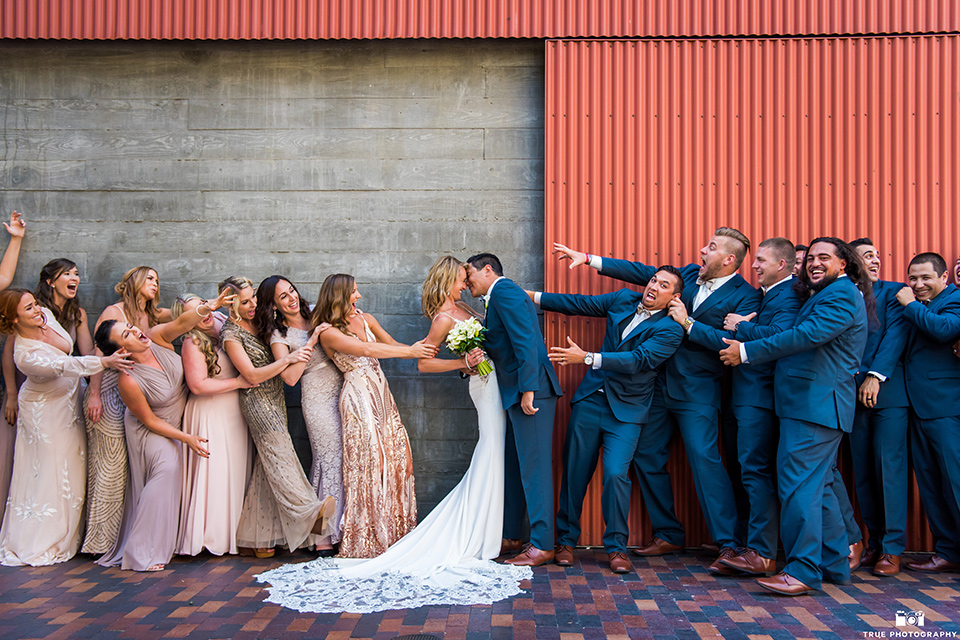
[465,253,563,567]
[553,228,761,573]
[896,253,960,573]
[846,238,910,576]
[683,237,802,577]
[719,238,870,595]
[526,266,685,574]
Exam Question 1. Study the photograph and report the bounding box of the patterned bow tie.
[695,278,716,290]
[635,305,651,319]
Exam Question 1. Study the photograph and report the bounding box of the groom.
[466,253,563,567]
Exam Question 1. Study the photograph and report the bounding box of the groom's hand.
[552,242,589,269]
[520,391,538,415]
[548,336,587,366]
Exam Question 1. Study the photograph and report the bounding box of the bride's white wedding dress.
[256,368,533,613]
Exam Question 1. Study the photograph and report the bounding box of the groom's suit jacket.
[539,289,683,424]
[484,277,562,410]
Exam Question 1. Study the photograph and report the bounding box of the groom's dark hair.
[466,253,503,276]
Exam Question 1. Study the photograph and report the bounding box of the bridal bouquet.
[446,317,494,376]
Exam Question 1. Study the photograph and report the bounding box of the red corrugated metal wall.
[2,0,959,40]
[544,37,958,550]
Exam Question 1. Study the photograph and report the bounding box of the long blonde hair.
[114,266,162,327]
[218,276,254,321]
[422,256,464,319]
[311,274,356,335]
[173,293,220,379]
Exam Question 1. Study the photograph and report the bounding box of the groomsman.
[847,238,910,576]
[896,252,960,573]
[529,266,685,573]
[686,237,801,576]
[720,238,870,595]
[554,228,761,573]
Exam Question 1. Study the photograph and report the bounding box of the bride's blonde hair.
[421,256,464,320]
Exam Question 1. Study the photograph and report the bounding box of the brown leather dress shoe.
[608,551,633,574]
[633,537,683,556]
[905,555,960,573]
[848,540,864,571]
[860,546,880,567]
[756,572,815,596]
[873,554,900,576]
[708,547,741,576]
[554,544,575,567]
[719,548,776,576]
[505,543,555,567]
[500,538,523,556]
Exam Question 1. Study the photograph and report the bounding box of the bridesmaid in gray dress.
[256,276,345,554]
[94,287,234,571]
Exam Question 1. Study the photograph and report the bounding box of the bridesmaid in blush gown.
[174,294,255,557]
[0,289,131,566]
[0,212,27,513]
[310,274,438,559]
[257,258,532,613]
[95,287,234,571]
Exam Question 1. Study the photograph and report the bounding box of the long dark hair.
[253,275,312,345]
[34,258,83,332]
[794,237,877,326]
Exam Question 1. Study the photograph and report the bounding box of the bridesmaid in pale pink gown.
[95,287,234,571]
[174,294,255,556]
[0,212,27,512]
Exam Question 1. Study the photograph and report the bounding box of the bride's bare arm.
[417,314,469,373]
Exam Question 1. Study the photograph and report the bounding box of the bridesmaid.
[0,289,131,566]
[219,276,335,558]
[82,266,172,554]
[258,276,345,555]
[95,287,234,571]
[174,294,255,557]
[0,212,26,511]
[313,274,437,558]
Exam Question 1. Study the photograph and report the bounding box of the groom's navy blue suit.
[598,258,761,549]
[540,289,683,553]
[483,277,562,551]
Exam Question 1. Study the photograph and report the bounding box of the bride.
[256,256,533,613]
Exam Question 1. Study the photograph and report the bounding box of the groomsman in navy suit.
[528,266,685,573]
[846,238,910,576]
[896,252,960,574]
[720,238,870,595]
[684,237,802,576]
[554,228,761,573]
[465,253,563,567]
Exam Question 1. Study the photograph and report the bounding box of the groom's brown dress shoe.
[505,543,554,567]
[708,547,741,576]
[905,555,960,573]
[633,537,683,556]
[500,538,523,556]
[608,552,633,574]
[554,544,575,567]
[873,554,901,576]
[756,572,815,596]
[719,548,776,576]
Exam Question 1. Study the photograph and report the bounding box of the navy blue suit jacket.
[746,276,868,432]
[856,280,910,409]
[688,277,802,410]
[599,258,761,407]
[540,290,684,424]
[902,284,960,420]
[484,277,562,410]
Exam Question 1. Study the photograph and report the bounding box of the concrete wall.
[0,39,545,514]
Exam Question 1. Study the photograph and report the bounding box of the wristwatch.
[682,317,695,331]
[583,353,595,367]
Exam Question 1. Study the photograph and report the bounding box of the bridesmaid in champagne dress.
[313,274,437,558]
[258,276,345,555]
[95,288,233,571]
[0,290,130,566]
[82,266,172,554]
[219,277,335,558]
[174,294,255,557]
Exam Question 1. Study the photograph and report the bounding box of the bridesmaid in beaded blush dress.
[312,274,438,559]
